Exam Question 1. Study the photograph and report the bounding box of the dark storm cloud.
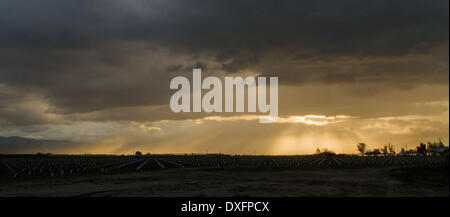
[0,0,448,123]
[1,0,447,53]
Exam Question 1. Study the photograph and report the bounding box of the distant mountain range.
[0,136,75,154]
[0,136,65,145]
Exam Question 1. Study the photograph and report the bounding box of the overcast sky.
[0,0,448,154]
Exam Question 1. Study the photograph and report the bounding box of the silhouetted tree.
[382,146,388,156]
[357,143,366,155]
[373,149,381,156]
[316,148,336,158]
[417,143,427,156]
[315,147,322,154]
[388,144,395,155]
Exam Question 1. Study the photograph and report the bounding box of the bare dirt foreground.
[0,166,447,197]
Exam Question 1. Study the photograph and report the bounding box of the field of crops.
[0,154,448,180]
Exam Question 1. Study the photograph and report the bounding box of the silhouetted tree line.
[356,140,448,156]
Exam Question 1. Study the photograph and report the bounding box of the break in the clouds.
[0,0,448,154]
